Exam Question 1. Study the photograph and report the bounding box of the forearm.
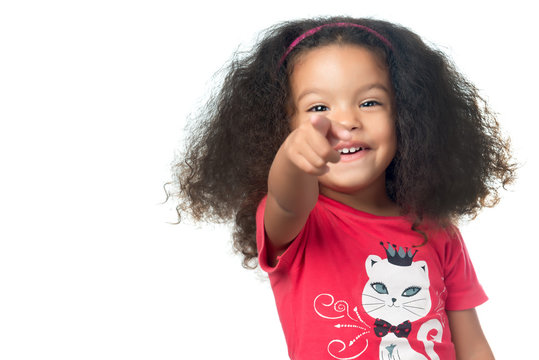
[267,142,319,217]
[264,115,348,249]
[456,349,495,360]
[448,309,494,360]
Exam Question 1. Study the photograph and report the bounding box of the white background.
[1,0,537,359]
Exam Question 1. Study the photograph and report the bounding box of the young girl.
[170,16,515,360]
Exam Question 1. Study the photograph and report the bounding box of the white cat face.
[362,255,431,325]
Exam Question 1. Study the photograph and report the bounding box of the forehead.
[289,44,391,98]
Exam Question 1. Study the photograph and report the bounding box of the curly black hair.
[167,16,516,268]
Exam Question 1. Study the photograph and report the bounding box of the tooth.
[342,148,349,154]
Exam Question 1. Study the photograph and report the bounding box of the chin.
[319,173,386,194]
[319,181,377,197]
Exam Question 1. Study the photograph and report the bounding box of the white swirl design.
[314,293,372,359]
[314,293,357,320]
[327,339,369,360]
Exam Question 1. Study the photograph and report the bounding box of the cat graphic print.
[314,242,444,360]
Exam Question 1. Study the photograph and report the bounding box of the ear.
[365,255,382,277]
[415,260,429,278]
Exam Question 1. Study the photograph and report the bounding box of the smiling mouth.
[338,146,365,154]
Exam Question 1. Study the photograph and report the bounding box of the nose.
[391,298,397,303]
[333,108,361,131]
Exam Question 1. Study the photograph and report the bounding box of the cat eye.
[402,286,421,297]
[371,282,388,295]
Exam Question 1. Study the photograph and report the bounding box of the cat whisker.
[362,302,384,306]
[403,298,426,305]
[362,294,383,302]
[404,305,425,310]
[403,306,422,317]
[366,304,385,313]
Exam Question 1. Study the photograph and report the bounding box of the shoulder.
[256,195,327,271]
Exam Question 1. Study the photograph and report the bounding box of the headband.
[279,22,393,66]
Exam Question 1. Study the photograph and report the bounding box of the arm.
[264,115,350,263]
[447,308,494,360]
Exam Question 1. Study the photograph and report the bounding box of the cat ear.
[365,255,382,276]
[415,260,429,278]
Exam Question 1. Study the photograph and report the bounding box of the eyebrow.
[296,83,391,102]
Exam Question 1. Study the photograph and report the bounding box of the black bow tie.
[374,319,412,338]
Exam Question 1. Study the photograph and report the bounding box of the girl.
[170,17,515,360]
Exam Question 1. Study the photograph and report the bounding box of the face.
[289,44,397,197]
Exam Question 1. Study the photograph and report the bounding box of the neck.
[319,179,401,217]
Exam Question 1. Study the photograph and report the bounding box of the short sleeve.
[256,196,309,274]
[443,227,488,310]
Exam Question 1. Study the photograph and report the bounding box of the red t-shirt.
[256,195,487,360]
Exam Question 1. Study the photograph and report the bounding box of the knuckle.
[319,147,335,160]
[300,163,317,175]
[312,157,326,168]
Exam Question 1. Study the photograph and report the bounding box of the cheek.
[388,128,397,156]
[372,121,397,152]
[289,110,304,130]
[289,116,300,131]
[286,100,300,130]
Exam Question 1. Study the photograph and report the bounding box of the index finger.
[327,120,352,146]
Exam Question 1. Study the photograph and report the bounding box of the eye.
[402,286,421,297]
[360,100,380,108]
[371,282,388,295]
[308,104,329,112]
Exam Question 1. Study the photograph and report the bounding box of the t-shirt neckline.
[318,193,406,221]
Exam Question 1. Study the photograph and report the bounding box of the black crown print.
[380,242,418,267]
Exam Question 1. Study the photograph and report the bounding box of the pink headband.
[279,22,393,66]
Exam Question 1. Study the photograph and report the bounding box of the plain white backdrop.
[1,0,537,359]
